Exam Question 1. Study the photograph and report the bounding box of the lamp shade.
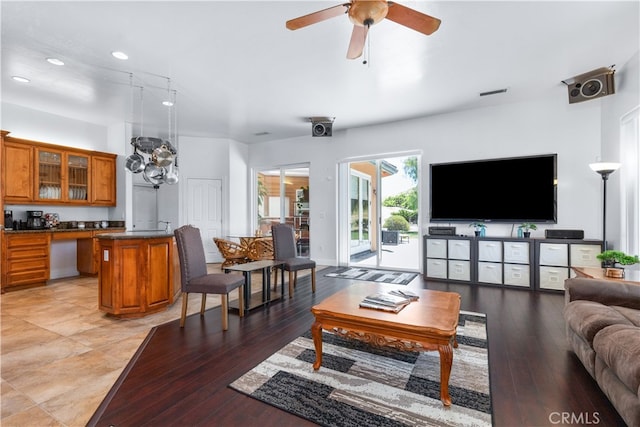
[589,162,621,175]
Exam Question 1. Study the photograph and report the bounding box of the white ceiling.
[2,1,639,144]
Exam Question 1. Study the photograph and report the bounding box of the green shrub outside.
[383,214,410,232]
[396,209,417,224]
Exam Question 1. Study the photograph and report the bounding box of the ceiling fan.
[286,0,441,59]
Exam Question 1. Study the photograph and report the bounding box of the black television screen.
[429,154,557,223]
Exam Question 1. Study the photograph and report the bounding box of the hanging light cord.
[166,78,172,144]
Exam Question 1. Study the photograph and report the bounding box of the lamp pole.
[589,162,621,251]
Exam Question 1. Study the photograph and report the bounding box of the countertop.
[95,230,174,240]
[3,227,126,234]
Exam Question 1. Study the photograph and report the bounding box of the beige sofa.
[564,277,640,426]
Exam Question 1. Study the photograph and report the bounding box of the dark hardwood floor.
[88,268,625,426]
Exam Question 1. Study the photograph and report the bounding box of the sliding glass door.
[350,169,371,256]
[344,155,420,271]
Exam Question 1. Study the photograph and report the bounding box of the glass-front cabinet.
[67,154,89,202]
[36,148,63,201]
[36,147,89,203]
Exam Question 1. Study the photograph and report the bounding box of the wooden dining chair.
[271,223,316,298]
[174,225,244,330]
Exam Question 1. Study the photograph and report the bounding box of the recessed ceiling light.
[111,51,128,60]
[162,101,174,107]
[12,76,30,83]
[46,57,65,66]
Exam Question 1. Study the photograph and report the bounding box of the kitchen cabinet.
[1,233,50,291]
[97,232,177,317]
[35,146,90,203]
[1,131,116,206]
[90,154,117,205]
[77,229,124,275]
[2,139,34,204]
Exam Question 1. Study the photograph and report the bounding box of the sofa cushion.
[564,301,633,344]
[611,305,640,327]
[593,324,640,395]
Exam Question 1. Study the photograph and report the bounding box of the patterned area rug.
[325,267,418,286]
[229,311,492,427]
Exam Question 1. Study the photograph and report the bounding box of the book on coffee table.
[358,300,409,313]
[389,289,419,301]
[359,292,412,313]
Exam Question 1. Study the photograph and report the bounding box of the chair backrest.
[247,238,274,261]
[174,225,208,289]
[271,224,297,259]
[214,238,246,259]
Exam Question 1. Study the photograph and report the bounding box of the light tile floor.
[0,265,248,427]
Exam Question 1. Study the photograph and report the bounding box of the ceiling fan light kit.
[286,0,441,60]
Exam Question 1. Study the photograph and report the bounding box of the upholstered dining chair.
[271,223,316,298]
[174,225,244,330]
[213,237,249,269]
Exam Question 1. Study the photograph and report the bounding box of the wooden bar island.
[97,231,181,318]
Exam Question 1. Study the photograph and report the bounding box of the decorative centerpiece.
[469,222,487,237]
[518,222,537,238]
[596,250,640,278]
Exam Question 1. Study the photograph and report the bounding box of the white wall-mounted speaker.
[564,67,615,104]
[312,122,332,137]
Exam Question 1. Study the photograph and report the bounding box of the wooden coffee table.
[310,282,461,406]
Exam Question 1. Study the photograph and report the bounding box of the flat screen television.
[429,154,557,223]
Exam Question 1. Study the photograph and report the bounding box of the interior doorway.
[255,165,310,257]
[343,154,420,271]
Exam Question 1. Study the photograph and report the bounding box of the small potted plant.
[596,250,640,278]
[469,222,487,237]
[518,222,537,238]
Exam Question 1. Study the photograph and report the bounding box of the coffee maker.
[27,210,45,229]
[4,210,13,229]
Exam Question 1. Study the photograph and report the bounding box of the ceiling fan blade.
[386,2,441,36]
[346,25,368,59]
[286,3,349,30]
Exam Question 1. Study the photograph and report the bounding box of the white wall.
[176,135,234,234]
[249,91,604,266]
[229,141,249,236]
[601,51,640,250]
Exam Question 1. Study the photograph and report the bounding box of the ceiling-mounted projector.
[562,66,615,104]
[309,117,334,137]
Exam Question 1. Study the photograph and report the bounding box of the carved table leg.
[438,343,454,406]
[311,321,323,370]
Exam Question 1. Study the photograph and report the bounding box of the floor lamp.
[589,162,621,251]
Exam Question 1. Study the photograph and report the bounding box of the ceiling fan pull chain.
[363,23,371,66]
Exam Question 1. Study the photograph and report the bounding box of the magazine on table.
[362,292,411,307]
[388,289,419,301]
[359,290,419,313]
[358,300,409,313]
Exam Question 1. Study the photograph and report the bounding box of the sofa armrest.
[564,277,640,310]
